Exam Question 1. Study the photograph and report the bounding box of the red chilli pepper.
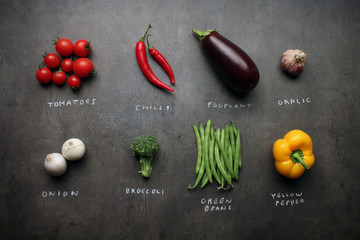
[135,25,174,92]
[146,35,175,85]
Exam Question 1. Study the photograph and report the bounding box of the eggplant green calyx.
[192,29,215,42]
[290,149,309,169]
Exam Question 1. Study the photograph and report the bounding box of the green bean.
[223,126,234,177]
[228,145,234,179]
[220,128,225,153]
[193,125,202,175]
[224,125,230,160]
[231,121,237,135]
[226,125,235,179]
[201,174,209,188]
[215,129,222,184]
[234,127,239,180]
[218,174,225,190]
[214,128,232,187]
[199,123,205,171]
[209,130,221,184]
[238,128,242,168]
[216,163,221,180]
[220,128,225,173]
[203,119,212,183]
[200,123,205,147]
[220,129,229,180]
[232,121,242,170]
[188,156,205,189]
[229,123,236,160]
[215,131,235,180]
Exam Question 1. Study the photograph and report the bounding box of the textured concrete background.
[0,0,359,239]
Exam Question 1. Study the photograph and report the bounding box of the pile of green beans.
[188,119,241,190]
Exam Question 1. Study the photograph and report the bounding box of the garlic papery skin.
[62,138,86,161]
[44,153,67,176]
[281,49,307,76]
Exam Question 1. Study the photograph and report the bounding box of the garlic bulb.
[62,138,86,161]
[44,153,67,176]
[281,49,307,76]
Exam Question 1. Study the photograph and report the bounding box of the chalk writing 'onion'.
[42,190,79,197]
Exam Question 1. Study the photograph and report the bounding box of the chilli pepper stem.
[291,150,309,169]
[146,35,154,50]
[140,24,151,42]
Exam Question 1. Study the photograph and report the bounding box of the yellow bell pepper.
[273,130,315,179]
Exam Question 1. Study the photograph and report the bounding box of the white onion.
[61,138,86,161]
[44,153,67,176]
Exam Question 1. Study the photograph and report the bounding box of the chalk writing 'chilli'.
[135,105,171,111]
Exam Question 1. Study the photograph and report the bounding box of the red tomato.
[73,58,94,78]
[68,75,81,90]
[61,58,73,73]
[36,67,52,84]
[74,40,91,57]
[52,70,67,85]
[55,38,74,57]
[44,53,60,68]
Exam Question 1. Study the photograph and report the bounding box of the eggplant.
[193,29,259,93]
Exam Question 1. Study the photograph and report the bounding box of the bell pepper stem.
[291,150,309,169]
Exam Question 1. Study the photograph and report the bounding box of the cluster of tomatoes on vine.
[36,38,96,91]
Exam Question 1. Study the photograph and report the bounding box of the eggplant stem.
[192,29,214,41]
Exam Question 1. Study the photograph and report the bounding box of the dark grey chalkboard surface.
[1,0,359,239]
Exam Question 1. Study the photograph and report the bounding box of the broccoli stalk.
[130,135,158,178]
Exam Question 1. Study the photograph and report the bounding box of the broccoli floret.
[130,135,158,178]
